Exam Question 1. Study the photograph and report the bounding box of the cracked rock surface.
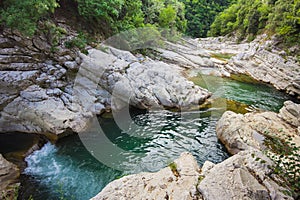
[216,101,300,154]
[91,152,202,200]
[0,29,211,136]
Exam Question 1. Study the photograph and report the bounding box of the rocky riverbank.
[0,24,299,199]
[216,100,300,154]
[157,36,300,99]
[1,26,299,137]
[91,101,299,199]
[0,27,211,137]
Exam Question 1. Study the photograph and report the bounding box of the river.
[15,73,296,200]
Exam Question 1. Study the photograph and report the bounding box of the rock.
[0,154,20,198]
[0,27,88,135]
[79,47,211,111]
[167,37,299,99]
[157,48,197,68]
[32,37,50,51]
[92,150,292,200]
[91,152,202,200]
[198,149,292,200]
[0,85,89,135]
[279,100,300,127]
[64,61,78,70]
[216,102,300,155]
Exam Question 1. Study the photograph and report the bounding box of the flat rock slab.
[91,152,202,200]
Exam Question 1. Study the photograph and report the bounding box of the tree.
[180,0,233,37]
[0,0,59,35]
[209,0,300,44]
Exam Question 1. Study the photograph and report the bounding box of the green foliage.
[210,0,300,44]
[115,0,144,30]
[181,0,234,37]
[1,184,21,200]
[65,32,88,54]
[159,5,177,28]
[208,4,239,36]
[0,0,59,36]
[263,132,300,198]
[210,53,235,61]
[0,0,188,38]
[168,162,180,177]
[75,0,123,21]
[168,162,177,171]
[43,21,68,50]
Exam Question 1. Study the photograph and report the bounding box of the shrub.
[263,131,300,198]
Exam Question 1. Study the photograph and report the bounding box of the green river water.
[1,73,296,200]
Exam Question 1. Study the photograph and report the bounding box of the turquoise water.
[19,137,121,200]
[20,109,228,200]
[190,74,296,112]
[19,74,296,200]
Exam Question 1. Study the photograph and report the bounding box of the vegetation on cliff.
[0,0,233,38]
[209,0,300,44]
[1,0,299,45]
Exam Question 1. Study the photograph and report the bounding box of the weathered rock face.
[216,101,300,155]
[78,47,211,111]
[91,152,202,200]
[198,148,292,200]
[0,154,20,198]
[0,29,210,136]
[279,100,300,127]
[92,150,291,200]
[157,36,300,99]
[0,27,91,135]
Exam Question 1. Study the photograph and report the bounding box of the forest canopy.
[0,0,230,37]
[0,0,299,44]
[209,0,300,43]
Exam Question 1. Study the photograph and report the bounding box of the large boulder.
[78,47,211,111]
[198,149,292,200]
[216,101,300,155]
[0,85,89,135]
[92,150,292,200]
[91,152,202,200]
[279,100,300,127]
